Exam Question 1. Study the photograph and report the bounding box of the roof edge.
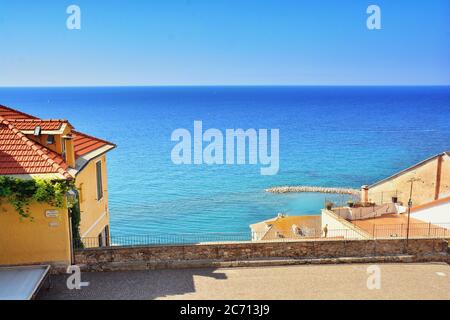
[411,196,450,213]
[73,130,116,148]
[0,104,39,119]
[74,144,116,175]
[369,152,448,189]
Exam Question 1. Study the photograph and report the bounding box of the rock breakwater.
[265,186,360,195]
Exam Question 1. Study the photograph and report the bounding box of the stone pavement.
[38,263,450,300]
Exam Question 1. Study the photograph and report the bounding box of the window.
[98,233,103,247]
[33,125,41,136]
[98,226,110,247]
[46,134,55,145]
[96,160,103,200]
[104,225,110,246]
[61,138,66,160]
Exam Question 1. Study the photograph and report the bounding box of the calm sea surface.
[1,86,449,235]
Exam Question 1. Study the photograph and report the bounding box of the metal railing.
[371,222,450,239]
[368,190,404,205]
[332,203,400,221]
[76,222,450,249]
[325,190,404,208]
[324,194,361,208]
[79,232,254,249]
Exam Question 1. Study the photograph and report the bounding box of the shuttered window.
[96,161,103,200]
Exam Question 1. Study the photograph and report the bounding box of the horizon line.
[1,84,450,88]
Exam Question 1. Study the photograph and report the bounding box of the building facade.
[365,152,450,207]
[0,105,115,267]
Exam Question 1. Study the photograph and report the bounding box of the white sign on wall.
[45,210,60,218]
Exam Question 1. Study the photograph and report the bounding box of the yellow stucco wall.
[368,155,450,207]
[441,155,450,198]
[0,202,72,266]
[76,154,110,241]
[0,154,112,266]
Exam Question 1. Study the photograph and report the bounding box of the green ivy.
[0,176,83,249]
[69,193,83,249]
[0,176,74,218]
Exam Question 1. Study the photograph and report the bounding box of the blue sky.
[0,0,449,86]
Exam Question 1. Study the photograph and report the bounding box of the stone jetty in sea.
[265,186,360,195]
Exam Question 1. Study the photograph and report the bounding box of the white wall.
[411,198,450,228]
[321,210,369,239]
[333,204,406,221]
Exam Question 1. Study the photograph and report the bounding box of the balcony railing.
[76,222,450,249]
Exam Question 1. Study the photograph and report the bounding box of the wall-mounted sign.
[45,210,59,218]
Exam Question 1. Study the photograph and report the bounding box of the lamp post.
[406,177,422,248]
[66,188,79,263]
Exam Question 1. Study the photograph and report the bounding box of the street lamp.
[406,177,422,247]
[66,189,78,208]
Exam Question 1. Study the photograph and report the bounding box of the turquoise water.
[1,86,449,235]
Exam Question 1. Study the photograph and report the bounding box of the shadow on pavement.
[37,268,227,300]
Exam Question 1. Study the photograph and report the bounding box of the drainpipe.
[434,155,443,200]
[68,208,75,265]
[66,189,79,265]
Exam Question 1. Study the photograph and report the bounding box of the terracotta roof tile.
[7,119,68,131]
[0,104,38,120]
[72,130,115,159]
[0,105,115,160]
[0,117,72,179]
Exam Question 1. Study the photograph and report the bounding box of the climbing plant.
[0,176,83,247]
[0,176,74,218]
[69,193,83,249]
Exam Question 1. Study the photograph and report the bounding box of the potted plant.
[325,202,334,210]
[353,202,363,208]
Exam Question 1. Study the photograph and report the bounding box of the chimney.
[63,134,76,168]
[361,185,369,204]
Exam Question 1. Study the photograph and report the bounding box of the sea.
[1,86,449,236]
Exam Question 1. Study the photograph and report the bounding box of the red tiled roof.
[0,117,72,179]
[72,130,114,159]
[8,119,68,131]
[0,104,38,120]
[0,105,114,159]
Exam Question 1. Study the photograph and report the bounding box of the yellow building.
[0,105,115,267]
[364,152,450,207]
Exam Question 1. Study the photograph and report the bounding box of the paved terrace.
[38,263,450,300]
[352,214,450,238]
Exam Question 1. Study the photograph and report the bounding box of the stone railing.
[74,238,448,272]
